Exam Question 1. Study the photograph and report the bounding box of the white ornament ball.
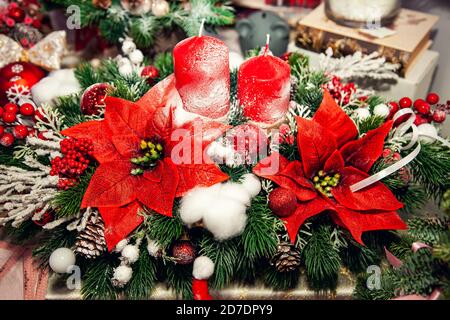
[129,50,144,65]
[147,240,162,257]
[353,108,371,121]
[418,123,438,144]
[119,64,133,76]
[193,256,215,280]
[152,0,170,17]
[241,174,262,198]
[373,104,390,118]
[113,265,133,285]
[114,239,128,252]
[122,40,136,55]
[121,244,140,264]
[49,248,76,274]
[202,197,247,240]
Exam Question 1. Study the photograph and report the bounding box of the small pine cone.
[271,243,301,272]
[75,213,107,259]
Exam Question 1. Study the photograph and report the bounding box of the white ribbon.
[350,108,450,193]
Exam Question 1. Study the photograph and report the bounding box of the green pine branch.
[81,255,119,300]
[143,206,184,249]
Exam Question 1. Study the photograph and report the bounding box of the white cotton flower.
[221,182,251,206]
[373,104,390,118]
[353,108,371,121]
[31,69,80,106]
[147,240,162,258]
[114,239,128,252]
[241,174,262,198]
[179,185,221,225]
[122,40,136,55]
[129,50,144,65]
[193,256,215,280]
[121,244,139,264]
[112,265,133,287]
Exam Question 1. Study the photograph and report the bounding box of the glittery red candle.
[173,35,230,119]
[238,55,291,124]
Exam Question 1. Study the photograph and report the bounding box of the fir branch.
[74,63,102,90]
[219,164,248,182]
[0,145,28,168]
[356,115,385,135]
[53,94,85,128]
[81,255,118,300]
[130,16,158,48]
[153,52,174,81]
[340,239,380,274]
[353,273,395,300]
[240,195,282,260]
[263,265,300,290]
[52,168,95,218]
[3,220,41,245]
[143,207,184,249]
[407,217,449,246]
[165,263,193,300]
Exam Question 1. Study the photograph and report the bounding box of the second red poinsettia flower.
[254,90,407,245]
[62,76,229,250]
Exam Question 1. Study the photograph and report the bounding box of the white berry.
[373,104,390,118]
[353,108,371,121]
[129,50,144,65]
[49,248,76,274]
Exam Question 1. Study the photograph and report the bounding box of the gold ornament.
[92,0,112,10]
[152,0,170,17]
[0,31,66,71]
[120,0,152,15]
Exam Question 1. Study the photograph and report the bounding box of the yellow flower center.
[130,139,164,176]
[313,170,341,198]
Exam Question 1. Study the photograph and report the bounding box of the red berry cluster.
[0,102,36,147]
[388,93,447,125]
[324,76,356,105]
[0,2,42,30]
[50,138,94,190]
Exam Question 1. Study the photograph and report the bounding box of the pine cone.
[271,243,301,272]
[75,213,107,259]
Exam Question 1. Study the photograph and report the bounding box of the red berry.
[3,112,17,123]
[13,125,28,139]
[0,107,3,118]
[4,103,18,114]
[414,114,429,126]
[0,133,15,147]
[399,97,412,108]
[19,103,35,116]
[0,125,4,137]
[413,99,425,110]
[432,110,446,123]
[426,93,440,105]
[388,101,399,117]
[415,102,431,115]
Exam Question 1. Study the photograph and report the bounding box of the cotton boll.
[179,185,221,224]
[121,244,139,264]
[241,174,261,198]
[220,182,251,206]
[147,240,162,258]
[112,265,133,287]
[31,69,80,106]
[119,64,133,76]
[193,256,215,280]
[202,197,247,240]
[114,239,128,252]
[353,108,371,121]
[129,50,144,65]
[122,40,136,55]
[373,104,390,118]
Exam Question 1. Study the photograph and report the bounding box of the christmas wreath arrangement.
[0,30,449,300]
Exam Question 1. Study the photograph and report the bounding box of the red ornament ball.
[415,102,431,115]
[80,83,110,115]
[388,101,399,117]
[413,99,425,110]
[399,97,412,109]
[13,125,29,139]
[414,114,429,126]
[0,107,4,118]
[426,93,440,105]
[4,103,18,114]
[141,66,159,85]
[0,133,15,147]
[19,103,35,116]
[269,187,298,218]
[172,241,196,265]
[0,125,4,137]
[3,112,17,123]
[8,7,25,22]
[432,110,446,123]
[0,62,46,105]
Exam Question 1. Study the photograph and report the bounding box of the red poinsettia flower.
[62,76,229,250]
[254,90,407,245]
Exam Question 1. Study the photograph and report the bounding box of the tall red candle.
[238,51,291,124]
[173,35,230,119]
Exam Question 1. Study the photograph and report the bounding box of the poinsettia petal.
[332,167,403,211]
[334,206,407,245]
[324,150,345,173]
[111,134,141,158]
[138,158,179,216]
[313,90,358,147]
[175,163,229,197]
[99,202,144,251]
[61,120,120,164]
[137,74,177,113]
[81,161,137,208]
[253,152,290,177]
[149,106,174,144]
[143,160,164,182]
[104,97,151,138]
[296,117,337,178]
[283,197,335,244]
[340,120,393,173]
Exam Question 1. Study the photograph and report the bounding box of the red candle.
[238,44,291,124]
[173,34,230,119]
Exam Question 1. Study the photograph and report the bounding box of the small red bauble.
[0,132,15,147]
[13,125,28,139]
[172,241,196,265]
[80,83,110,115]
[4,103,18,114]
[8,7,25,22]
[20,103,35,116]
[0,107,3,118]
[0,125,4,137]
[399,97,412,108]
[388,101,399,118]
[414,114,429,126]
[415,102,430,115]
[432,110,446,123]
[426,93,440,105]
[141,66,159,85]
[413,99,425,110]
[269,187,297,218]
[3,111,17,123]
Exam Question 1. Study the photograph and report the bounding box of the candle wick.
[199,19,206,37]
[264,34,270,56]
